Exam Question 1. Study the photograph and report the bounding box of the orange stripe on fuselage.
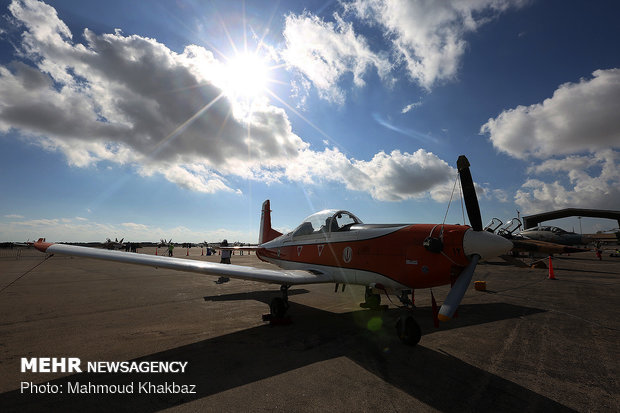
[257,224,470,289]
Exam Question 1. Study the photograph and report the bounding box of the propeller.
[457,155,482,231]
[438,254,479,321]
[439,155,506,321]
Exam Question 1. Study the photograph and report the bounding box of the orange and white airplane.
[33,156,512,346]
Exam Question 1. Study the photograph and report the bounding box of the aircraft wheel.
[270,297,287,318]
[396,316,421,346]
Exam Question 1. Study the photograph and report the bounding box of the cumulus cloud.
[1,0,304,191]
[347,0,527,89]
[481,69,620,212]
[0,0,460,204]
[515,150,620,213]
[282,11,391,104]
[285,148,455,202]
[481,68,620,159]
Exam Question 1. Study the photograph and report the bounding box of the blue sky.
[1,0,619,243]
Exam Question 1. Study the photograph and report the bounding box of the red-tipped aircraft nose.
[462,229,513,260]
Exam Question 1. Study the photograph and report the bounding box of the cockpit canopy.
[292,209,362,237]
[524,226,569,235]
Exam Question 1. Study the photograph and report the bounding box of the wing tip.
[34,238,53,252]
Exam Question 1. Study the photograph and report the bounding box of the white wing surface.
[36,242,332,285]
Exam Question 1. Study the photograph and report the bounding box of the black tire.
[270,297,287,318]
[396,316,421,346]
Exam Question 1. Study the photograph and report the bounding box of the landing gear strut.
[398,289,414,308]
[360,286,381,309]
[395,290,421,345]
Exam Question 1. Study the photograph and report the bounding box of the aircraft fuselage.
[256,223,471,291]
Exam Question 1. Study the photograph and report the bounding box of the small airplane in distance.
[518,226,590,246]
[103,238,125,250]
[33,156,512,346]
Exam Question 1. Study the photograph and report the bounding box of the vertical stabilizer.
[259,200,283,244]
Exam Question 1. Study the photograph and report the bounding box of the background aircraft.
[518,226,590,246]
[485,218,590,259]
[33,156,512,346]
[103,238,125,250]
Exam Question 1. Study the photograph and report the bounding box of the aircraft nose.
[463,229,513,260]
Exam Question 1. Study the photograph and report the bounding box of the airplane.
[33,156,512,346]
[158,238,173,248]
[103,238,125,250]
[518,226,590,246]
[485,218,589,258]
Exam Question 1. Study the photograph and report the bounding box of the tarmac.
[0,247,618,412]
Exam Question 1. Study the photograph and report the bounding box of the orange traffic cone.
[548,256,556,280]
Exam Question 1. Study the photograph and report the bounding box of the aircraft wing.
[33,240,332,285]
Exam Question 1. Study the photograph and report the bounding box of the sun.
[221,52,271,101]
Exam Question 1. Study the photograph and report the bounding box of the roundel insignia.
[342,246,353,263]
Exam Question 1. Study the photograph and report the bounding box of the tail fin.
[259,200,282,244]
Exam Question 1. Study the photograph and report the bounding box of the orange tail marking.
[259,200,282,244]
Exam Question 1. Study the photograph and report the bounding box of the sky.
[1,0,619,243]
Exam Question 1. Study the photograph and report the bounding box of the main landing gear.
[395,289,421,346]
[263,285,291,324]
[360,286,385,310]
[360,287,422,346]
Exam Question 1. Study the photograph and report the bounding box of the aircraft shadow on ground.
[1,293,571,412]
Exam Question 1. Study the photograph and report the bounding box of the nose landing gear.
[358,287,422,346]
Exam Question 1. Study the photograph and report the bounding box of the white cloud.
[480,69,620,213]
[121,222,149,231]
[0,216,252,243]
[347,0,526,89]
[515,150,620,213]
[0,0,459,204]
[286,148,455,202]
[4,214,24,219]
[282,11,391,104]
[481,68,620,159]
[1,0,306,193]
[401,100,422,113]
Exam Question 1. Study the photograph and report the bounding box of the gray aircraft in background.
[518,226,590,246]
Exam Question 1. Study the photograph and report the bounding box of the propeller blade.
[457,155,483,231]
[438,254,480,321]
